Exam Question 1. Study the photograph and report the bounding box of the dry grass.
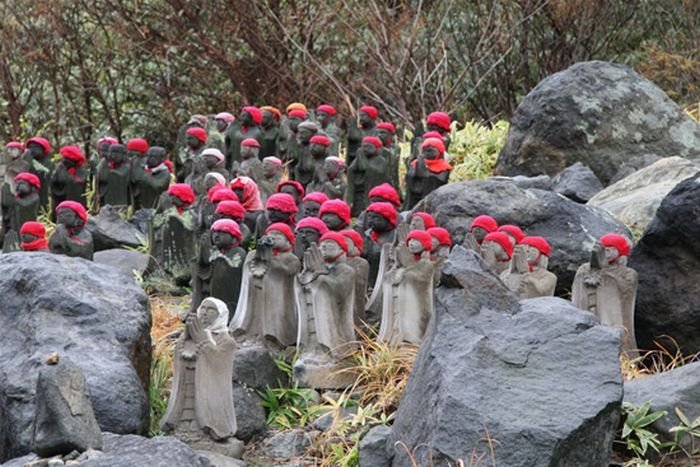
[621,336,700,382]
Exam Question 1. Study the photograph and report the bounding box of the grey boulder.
[495,61,700,184]
[93,248,150,279]
[359,425,392,467]
[87,205,146,252]
[552,162,603,203]
[390,247,623,466]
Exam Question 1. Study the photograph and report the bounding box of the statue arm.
[270,253,301,276]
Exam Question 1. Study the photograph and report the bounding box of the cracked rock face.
[390,247,623,467]
[495,61,700,185]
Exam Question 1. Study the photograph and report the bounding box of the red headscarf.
[427,227,452,247]
[483,232,514,259]
[56,200,87,223]
[266,193,299,214]
[341,229,364,255]
[211,219,242,241]
[20,221,48,251]
[368,183,400,207]
[15,172,41,190]
[319,200,351,226]
[230,177,264,211]
[296,217,329,235]
[411,212,436,229]
[216,200,246,221]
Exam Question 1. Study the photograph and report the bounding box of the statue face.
[215,119,228,132]
[409,216,425,231]
[261,110,273,128]
[186,134,202,149]
[484,241,508,260]
[279,185,301,203]
[6,147,22,160]
[266,230,290,249]
[288,116,303,132]
[320,239,342,260]
[503,232,517,247]
[267,208,290,223]
[310,143,326,158]
[240,146,257,160]
[376,128,391,144]
[262,160,279,177]
[204,177,221,192]
[204,154,220,168]
[422,145,440,160]
[297,128,314,145]
[343,235,360,257]
[170,194,186,208]
[212,230,237,249]
[407,238,425,254]
[15,180,32,196]
[471,226,488,243]
[146,149,165,167]
[360,142,378,157]
[323,159,339,177]
[367,212,391,232]
[27,142,45,159]
[108,146,127,165]
[605,246,619,263]
[57,208,79,227]
[232,187,244,200]
[302,201,321,218]
[316,111,329,126]
[198,302,219,328]
[297,227,321,247]
[321,213,344,230]
[359,111,374,127]
[98,141,112,156]
[239,110,252,126]
[62,157,77,169]
[524,245,540,265]
[431,236,439,251]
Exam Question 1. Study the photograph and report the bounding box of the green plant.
[258,383,322,429]
[448,120,509,183]
[669,407,700,455]
[620,401,667,459]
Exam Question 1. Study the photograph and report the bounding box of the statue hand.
[308,243,327,275]
[395,222,410,246]
[186,315,207,345]
[481,243,497,266]
[463,233,479,252]
[395,244,415,268]
[584,274,601,287]
[590,242,606,269]
[512,245,529,273]
[181,349,197,361]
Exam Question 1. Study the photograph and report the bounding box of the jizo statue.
[132,146,171,211]
[50,145,88,209]
[187,148,228,197]
[49,201,94,260]
[260,106,282,158]
[307,156,347,200]
[572,234,638,356]
[98,143,131,208]
[315,104,341,155]
[346,105,378,166]
[501,236,557,298]
[294,121,319,187]
[405,137,451,210]
[5,172,40,238]
[342,229,370,324]
[375,121,400,188]
[258,156,283,204]
[480,231,514,276]
[19,221,49,252]
[235,139,263,183]
[284,109,307,175]
[300,192,329,220]
[225,106,262,171]
[319,199,351,232]
[347,136,390,217]
[23,137,54,209]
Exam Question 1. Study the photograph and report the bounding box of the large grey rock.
[93,248,150,278]
[391,246,623,466]
[415,179,630,295]
[260,429,310,459]
[588,157,699,232]
[495,61,700,185]
[87,206,146,252]
[552,162,603,203]
[232,345,288,390]
[630,172,700,355]
[32,358,103,457]
[359,425,392,467]
[624,362,700,450]
[609,154,662,184]
[0,253,150,462]
[232,384,267,442]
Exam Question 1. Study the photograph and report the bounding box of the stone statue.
[97,143,131,208]
[187,148,228,197]
[210,112,234,152]
[315,104,341,155]
[407,112,452,168]
[375,121,400,188]
[149,184,197,285]
[230,223,301,350]
[233,138,263,183]
[90,137,117,211]
[427,226,452,285]
[229,176,264,233]
[342,229,370,324]
[173,115,206,163]
[346,105,378,166]
[481,231,514,275]
[362,201,398,287]
[347,136,390,217]
[260,106,282,158]
[192,219,247,319]
[294,216,329,258]
[284,109,307,174]
[161,297,243,458]
[254,193,298,240]
[20,221,49,252]
[307,156,347,200]
[463,215,499,252]
[50,145,88,209]
[132,146,171,210]
[5,172,41,237]
[501,236,557,298]
[300,192,329,220]
[572,234,638,356]
[294,121,319,186]
[258,156,283,204]
[214,200,252,250]
[277,180,305,220]
[126,138,150,181]
[23,137,54,208]
[354,183,401,235]
[319,199,352,232]
[378,229,435,346]
[225,106,263,171]
[498,224,526,248]
[49,201,94,260]
[409,212,436,231]
[405,137,451,209]
[306,134,330,193]
[198,188,239,238]
[294,233,356,388]
[176,127,207,182]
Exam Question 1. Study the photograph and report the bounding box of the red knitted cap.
[320,231,348,253]
[59,145,86,165]
[411,212,436,229]
[368,183,400,207]
[168,183,196,206]
[319,200,351,226]
[241,138,261,148]
[316,104,337,116]
[216,200,246,220]
[341,229,364,254]
[266,193,299,214]
[288,109,307,119]
[277,180,305,198]
[407,230,433,252]
[421,137,445,155]
[56,200,87,222]
[483,232,514,258]
[126,138,149,153]
[211,189,239,203]
[211,219,242,241]
[266,222,295,246]
[427,227,452,247]
[360,105,378,119]
[15,172,41,189]
[20,221,46,238]
[362,136,383,150]
[26,137,51,155]
[366,202,397,227]
[310,135,331,147]
[296,217,329,235]
[520,236,551,257]
[303,192,330,205]
[471,215,498,233]
[426,111,451,131]
[186,127,207,144]
[376,121,396,133]
[600,233,631,258]
[242,106,262,125]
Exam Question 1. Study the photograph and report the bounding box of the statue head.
[214,112,234,132]
[319,232,348,263]
[375,122,396,146]
[204,172,226,192]
[59,145,86,170]
[483,232,514,261]
[498,225,525,247]
[360,136,382,158]
[240,106,262,127]
[301,192,329,219]
[265,193,298,223]
[167,183,196,212]
[409,212,436,231]
[600,233,631,266]
[277,181,304,204]
[342,230,364,258]
[262,157,282,178]
[368,183,400,208]
[14,172,40,197]
[56,201,87,230]
[126,138,149,159]
[5,142,24,160]
[427,227,452,255]
[200,148,225,169]
[359,105,378,128]
[186,128,207,150]
[323,157,345,179]
[470,215,498,244]
[287,110,307,132]
[421,137,445,161]
[240,139,261,160]
[260,106,281,129]
[407,230,433,256]
[316,104,336,127]
[296,217,329,251]
[264,222,295,251]
[366,202,397,233]
[309,135,330,158]
[20,221,46,244]
[25,137,51,160]
[108,144,128,166]
[297,121,319,145]
[196,297,229,335]
[319,200,351,231]
[520,236,551,270]
[211,219,242,250]
[146,146,167,168]
[426,112,451,134]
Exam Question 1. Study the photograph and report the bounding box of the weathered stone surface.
[510,174,553,190]
[0,253,150,462]
[391,246,623,466]
[495,61,700,184]
[609,154,662,184]
[588,157,698,232]
[232,345,289,390]
[624,362,700,450]
[93,249,150,278]
[260,429,310,459]
[359,425,392,467]
[86,205,145,251]
[232,384,267,442]
[32,359,103,457]
[552,162,603,203]
[415,179,630,294]
[630,172,700,355]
